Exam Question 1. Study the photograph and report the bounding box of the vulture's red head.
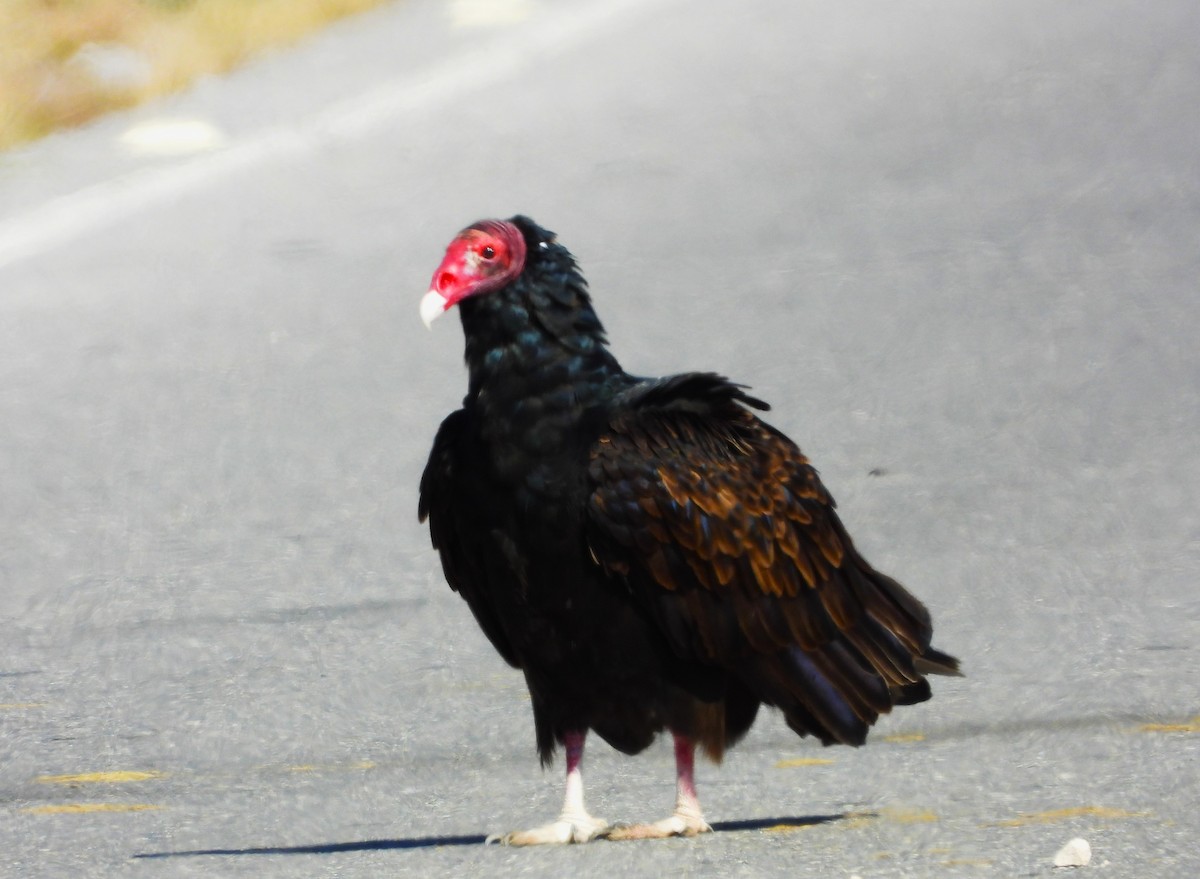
[421,219,528,328]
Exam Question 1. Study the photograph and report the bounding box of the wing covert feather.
[586,391,950,743]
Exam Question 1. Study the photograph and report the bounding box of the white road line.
[0,0,669,272]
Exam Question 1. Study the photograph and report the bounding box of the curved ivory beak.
[420,289,448,329]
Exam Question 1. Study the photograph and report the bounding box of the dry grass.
[0,0,392,151]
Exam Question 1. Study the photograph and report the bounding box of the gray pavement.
[1,0,1198,876]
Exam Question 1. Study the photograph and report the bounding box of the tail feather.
[890,677,932,706]
[742,647,869,746]
[847,561,963,684]
[738,561,961,746]
[914,647,963,677]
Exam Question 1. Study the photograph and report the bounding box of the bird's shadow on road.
[133,814,845,858]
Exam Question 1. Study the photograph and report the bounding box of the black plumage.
[418,216,959,844]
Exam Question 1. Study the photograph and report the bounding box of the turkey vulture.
[418,216,960,845]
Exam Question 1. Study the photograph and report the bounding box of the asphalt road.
[2,0,1198,876]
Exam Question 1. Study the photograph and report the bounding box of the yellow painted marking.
[836,808,937,829]
[0,702,46,710]
[765,823,815,833]
[37,771,164,785]
[1138,716,1200,733]
[941,859,993,867]
[883,732,925,743]
[23,803,162,814]
[775,757,835,768]
[838,811,876,829]
[990,806,1149,827]
[286,760,375,773]
[882,807,938,824]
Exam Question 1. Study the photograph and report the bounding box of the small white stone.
[1053,837,1091,868]
[450,0,534,28]
[119,118,228,156]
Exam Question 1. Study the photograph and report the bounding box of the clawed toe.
[604,813,713,841]
[488,814,609,846]
[482,731,714,846]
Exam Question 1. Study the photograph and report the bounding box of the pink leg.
[488,730,609,845]
[672,733,706,825]
[560,731,588,820]
[606,732,714,840]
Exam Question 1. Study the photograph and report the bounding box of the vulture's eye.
[481,246,496,259]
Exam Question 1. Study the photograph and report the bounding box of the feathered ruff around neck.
[458,216,624,405]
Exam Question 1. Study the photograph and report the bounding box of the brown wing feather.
[587,400,957,746]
